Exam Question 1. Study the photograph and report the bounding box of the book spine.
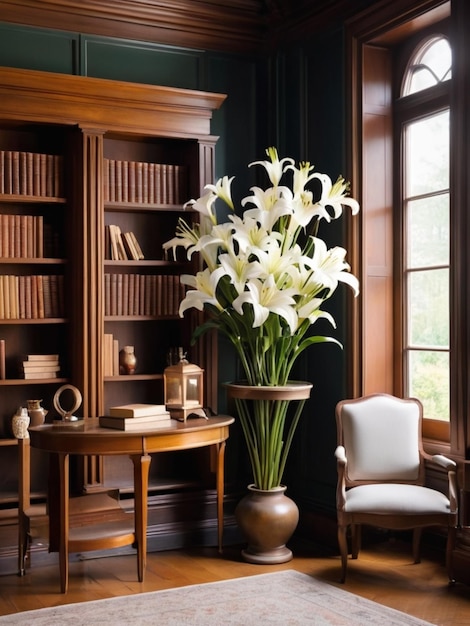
[129,161,136,203]
[142,162,149,203]
[109,159,115,202]
[12,151,20,195]
[122,273,129,316]
[37,275,44,318]
[122,160,129,202]
[136,162,143,203]
[25,275,32,319]
[154,163,161,203]
[128,273,135,316]
[103,158,109,202]
[161,164,167,204]
[4,151,12,194]
[0,150,4,194]
[46,154,54,197]
[40,153,47,196]
[104,273,110,316]
[115,159,122,202]
[0,339,5,379]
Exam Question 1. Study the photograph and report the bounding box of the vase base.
[240,545,293,565]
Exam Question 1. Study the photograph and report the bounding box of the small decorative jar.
[119,346,137,375]
[12,407,30,439]
[27,399,48,427]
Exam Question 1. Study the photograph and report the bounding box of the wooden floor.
[0,537,469,624]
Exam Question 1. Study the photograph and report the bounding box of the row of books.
[0,214,44,258]
[104,273,183,317]
[99,403,172,431]
[0,150,64,198]
[105,224,144,261]
[103,333,120,377]
[21,353,61,379]
[103,159,188,205]
[0,274,64,320]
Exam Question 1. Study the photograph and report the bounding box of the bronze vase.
[235,484,299,564]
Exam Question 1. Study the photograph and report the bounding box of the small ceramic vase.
[12,407,30,439]
[27,399,48,427]
[119,346,137,375]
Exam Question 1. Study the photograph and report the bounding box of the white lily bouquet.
[164,147,359,387]
[163,147,359,489]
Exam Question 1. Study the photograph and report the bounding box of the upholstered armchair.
[335,393,458,583]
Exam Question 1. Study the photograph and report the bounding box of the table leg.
[216,440,226,553]
[57,452,70,593]
[131,453,151,582]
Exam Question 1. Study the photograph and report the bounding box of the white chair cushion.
[342,396,421,481]
[344,483,451,514]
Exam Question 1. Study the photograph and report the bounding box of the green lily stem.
[234,395,308,490]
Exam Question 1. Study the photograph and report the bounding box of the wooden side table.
[29,415,234,592]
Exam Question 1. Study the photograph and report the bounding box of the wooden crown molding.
[0,66,226,136]
[0,0,269,54]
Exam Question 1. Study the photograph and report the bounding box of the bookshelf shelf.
[0,318,66,325]
[0,258,66,264]
[104,202,187,213]
[105,315,179,321]
[0,195,66,204]
[0,438,17,447]
[104,373,163,382]
[0,377,68,386]
[104,260,183,268]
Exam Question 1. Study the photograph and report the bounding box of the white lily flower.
[184,188,218,224]
[309,237,360,296]
[179,267,225,316]
[248,146,294,187]
[242,186,293,231]
[248,239,298,285]
[229,214,281,255]
[205,175,235,210]
[233,275,298,333]
[316,173,360,221]
[287,159,318,196]
[196,222,235,271]
[218,252,258,295]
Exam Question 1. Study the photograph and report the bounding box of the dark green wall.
[0,19,350,516]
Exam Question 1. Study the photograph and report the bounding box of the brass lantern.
[163,357,206,421]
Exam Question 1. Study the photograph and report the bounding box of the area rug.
[0,570,436,625]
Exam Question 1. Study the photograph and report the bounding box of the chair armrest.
[335,446,347,511]
[429,454,459,514]
[335,445,347,465]
[431,454,456,471]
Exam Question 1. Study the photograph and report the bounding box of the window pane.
[405,111,449,197]
[404,37,451,96]
[408,194,449,267]
[408,350,449,421]
[408,269,448,347]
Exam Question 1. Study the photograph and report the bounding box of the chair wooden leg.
[338,525,348,583]
[18,517,28,576]
[446,525,456,584]
[412,527,422,563]
[351,524,361,559]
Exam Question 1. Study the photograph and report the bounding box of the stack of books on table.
[21,353,60,379]
[99,403,172,431]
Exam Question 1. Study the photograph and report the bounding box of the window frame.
[394,53,451,441]
[345,0,454,451]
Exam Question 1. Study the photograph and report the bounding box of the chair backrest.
[336,393,425,486]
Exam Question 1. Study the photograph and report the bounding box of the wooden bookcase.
[0,66,225,532]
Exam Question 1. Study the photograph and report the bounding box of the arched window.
[397,34,451,437]
[402,36,451,95]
